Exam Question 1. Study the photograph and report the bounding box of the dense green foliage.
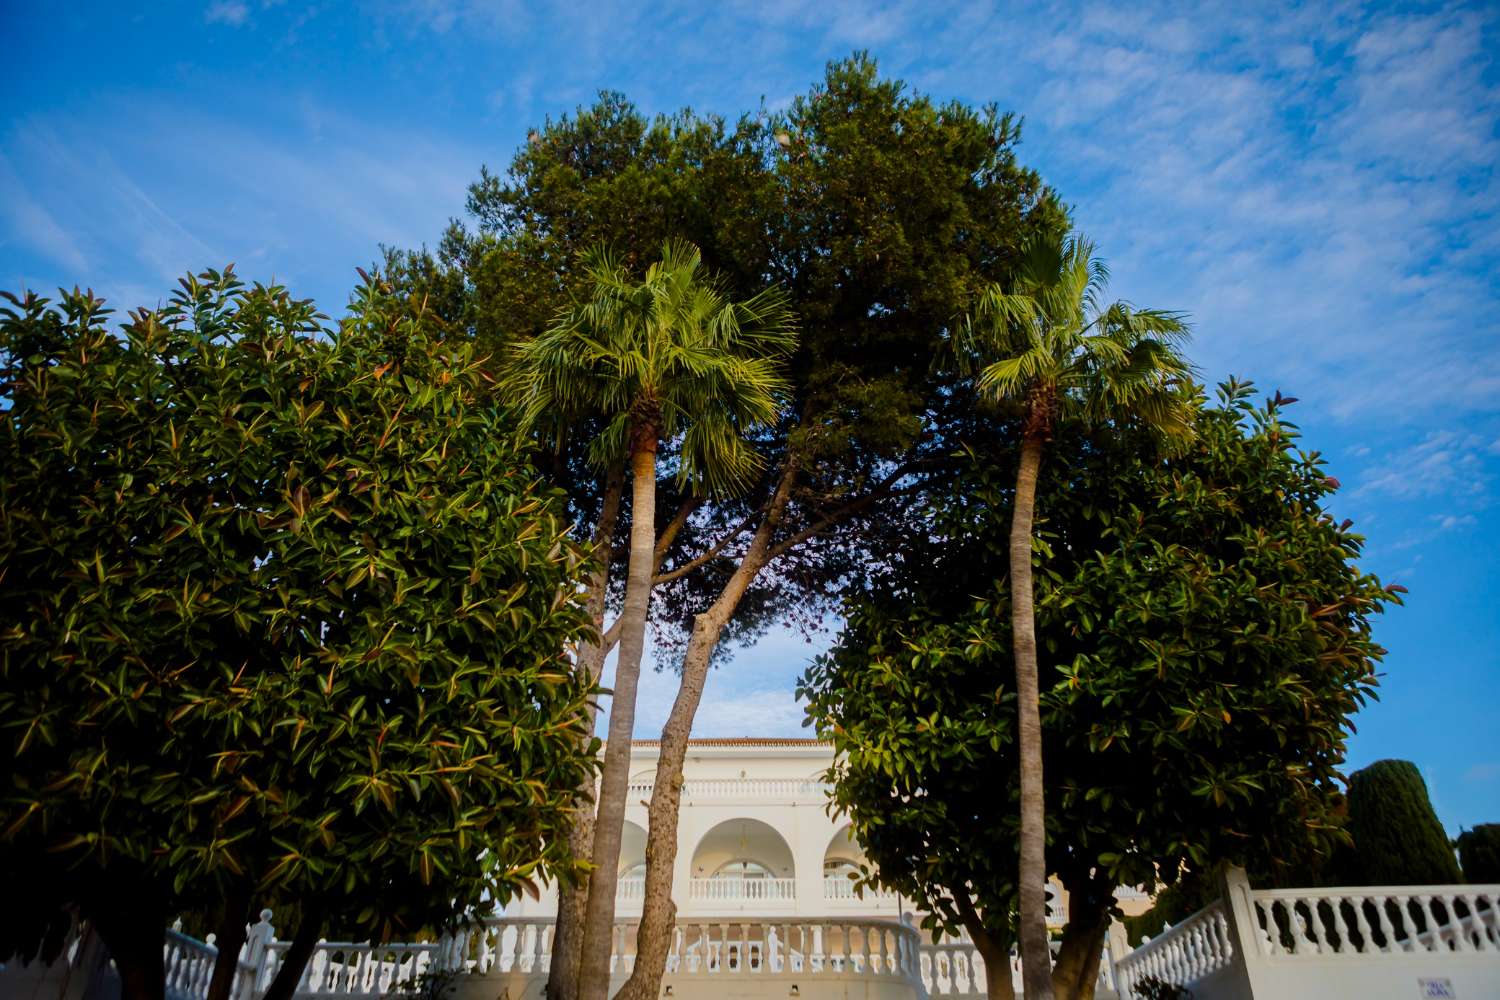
[393,54,1064,648]
[0,270,598,972]
[1345,760,1461,886]
[1457,824,1500,883]
[801,382,1398,991]
[502,239,798,1000]
[958,230,1195,1000]
[959,231,1193,439]
[388,56,1065,999]
[505,239,796,495]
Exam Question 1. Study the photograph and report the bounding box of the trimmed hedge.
[1457,824,1500,883]
[1346,760,1461,885]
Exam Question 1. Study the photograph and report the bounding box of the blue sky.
[3,1,1497,833]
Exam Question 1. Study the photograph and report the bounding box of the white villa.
[507,737,1104,925]
[10,738,1498,1000]
[488,736,1149,998]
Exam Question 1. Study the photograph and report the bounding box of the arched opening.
[615,820,647,902]
[824,824,874,900]
[689,818,797,902]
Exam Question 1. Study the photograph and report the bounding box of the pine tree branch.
[650,508,760,585]
[764,462,931,562]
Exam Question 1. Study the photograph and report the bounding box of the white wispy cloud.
[1463,762,1500,784]
[597,631,821,740]
[361,0,1500,427]
[0,96,485,312]
[205,1,250,27]
[0,153,89,275]
[1352,430,1493,503]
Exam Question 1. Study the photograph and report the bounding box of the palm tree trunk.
[616,462,797,1000]
[1011,433,1054,1000]
[577,443,657,1000]
[548,465,624,1000]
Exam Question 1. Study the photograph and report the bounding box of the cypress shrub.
[1346,760,1461,885]
[1456,824,1500,883]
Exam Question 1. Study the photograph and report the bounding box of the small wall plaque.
[1419,978,1456,999]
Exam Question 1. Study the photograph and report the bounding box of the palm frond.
[961,228,1196,438]
[505,238,798,496]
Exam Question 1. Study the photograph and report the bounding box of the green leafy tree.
[0,269,599,1000]
[504,240,795,1000]
[394,100,779,1000]
[1457,824,1500,883]
[391,55,1063,998]
[801,381,1399,1000]
[1346,760,1461,886]
[957,231,1193,999]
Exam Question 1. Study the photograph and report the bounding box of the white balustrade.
[164,928,220,1000]
[659,918,921,981]
[625,777,832,800]
[149,917,924,995]
[920,933,1113,997]
[269,941,440,996]
[161,909,276,1000]
[616,876,645,902]
[443,919,554,975]
[920,937,992,996]
[822,876,895,901]
[1247,885,1500,957]
[688,876,797,902]
[1114,899,1234,998]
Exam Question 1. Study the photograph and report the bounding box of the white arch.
[617,819,647,875]
[689,817,796,878]
[824,823,864,864]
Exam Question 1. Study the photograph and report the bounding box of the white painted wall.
[1114,868,1500,1000]
[504,740,905,922]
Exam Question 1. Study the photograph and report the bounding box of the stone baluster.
[493,923,511,973]
[527,922,544,971]
[1447,894,1474,953]
[1328,895,1353,953]
[1280,899,1305,953]
[235,910,275,1000]
[1374,896,1399,954]
[1397,895,1419,952]
[1348,896,1374,954]
[1470,893,1494,953]
[1423,894,1446,952]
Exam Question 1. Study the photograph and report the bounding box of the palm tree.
[962,231,1192,1000]
[506,239,795,1000]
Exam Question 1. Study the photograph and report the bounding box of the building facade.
[506,737,1147,927]
[505,737,911,924]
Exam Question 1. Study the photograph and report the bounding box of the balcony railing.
[823,876,895,901]
[688,877,797,902]
[625,778,831,800]
[615,877,644,902]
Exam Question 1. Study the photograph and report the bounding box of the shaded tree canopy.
[387,53,1067,653]
[0,270,599,978]
[801,381,1399,989]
